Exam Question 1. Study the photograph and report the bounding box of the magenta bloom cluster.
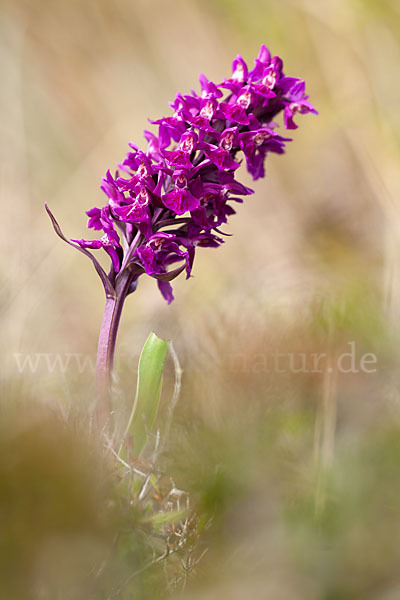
[74,45,316,303]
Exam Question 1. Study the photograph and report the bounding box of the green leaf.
[121,332,169,456]
[148,509,188,530]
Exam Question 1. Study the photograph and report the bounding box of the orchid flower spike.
[47,43,316,305]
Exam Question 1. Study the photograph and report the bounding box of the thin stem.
[95,227,144,431]
[95,270,133,430]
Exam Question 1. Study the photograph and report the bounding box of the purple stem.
[96,229,144,429]
[95,269,134,430]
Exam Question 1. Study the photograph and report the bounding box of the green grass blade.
[122,332,169,456]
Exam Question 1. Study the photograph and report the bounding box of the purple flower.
[200,127,241,171]
[162,170,201,215]
[72,230,121,274]
[101,170,125,207]
[112,187,151,224]
[240,128,292,180]
[220,55,249,93]
[135,232,190,276]
[48,44,316,303]
[283,80,318,129]
[198,73,223,99]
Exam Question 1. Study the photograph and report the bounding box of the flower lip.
[179,130,198,153]
[100,233,115,246]
[200,100,215,120]
[137,187,150,205]
[173,171,188,189]
[137,161,148,177]
[262,67,277,89]
[149,232,174,249]
[254,130,270,146]
[237,90,252,109]
[231,55,248,83]
[290,102,307,114]
[220,131,235,151]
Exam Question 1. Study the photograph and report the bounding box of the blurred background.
[1,0,400,598]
